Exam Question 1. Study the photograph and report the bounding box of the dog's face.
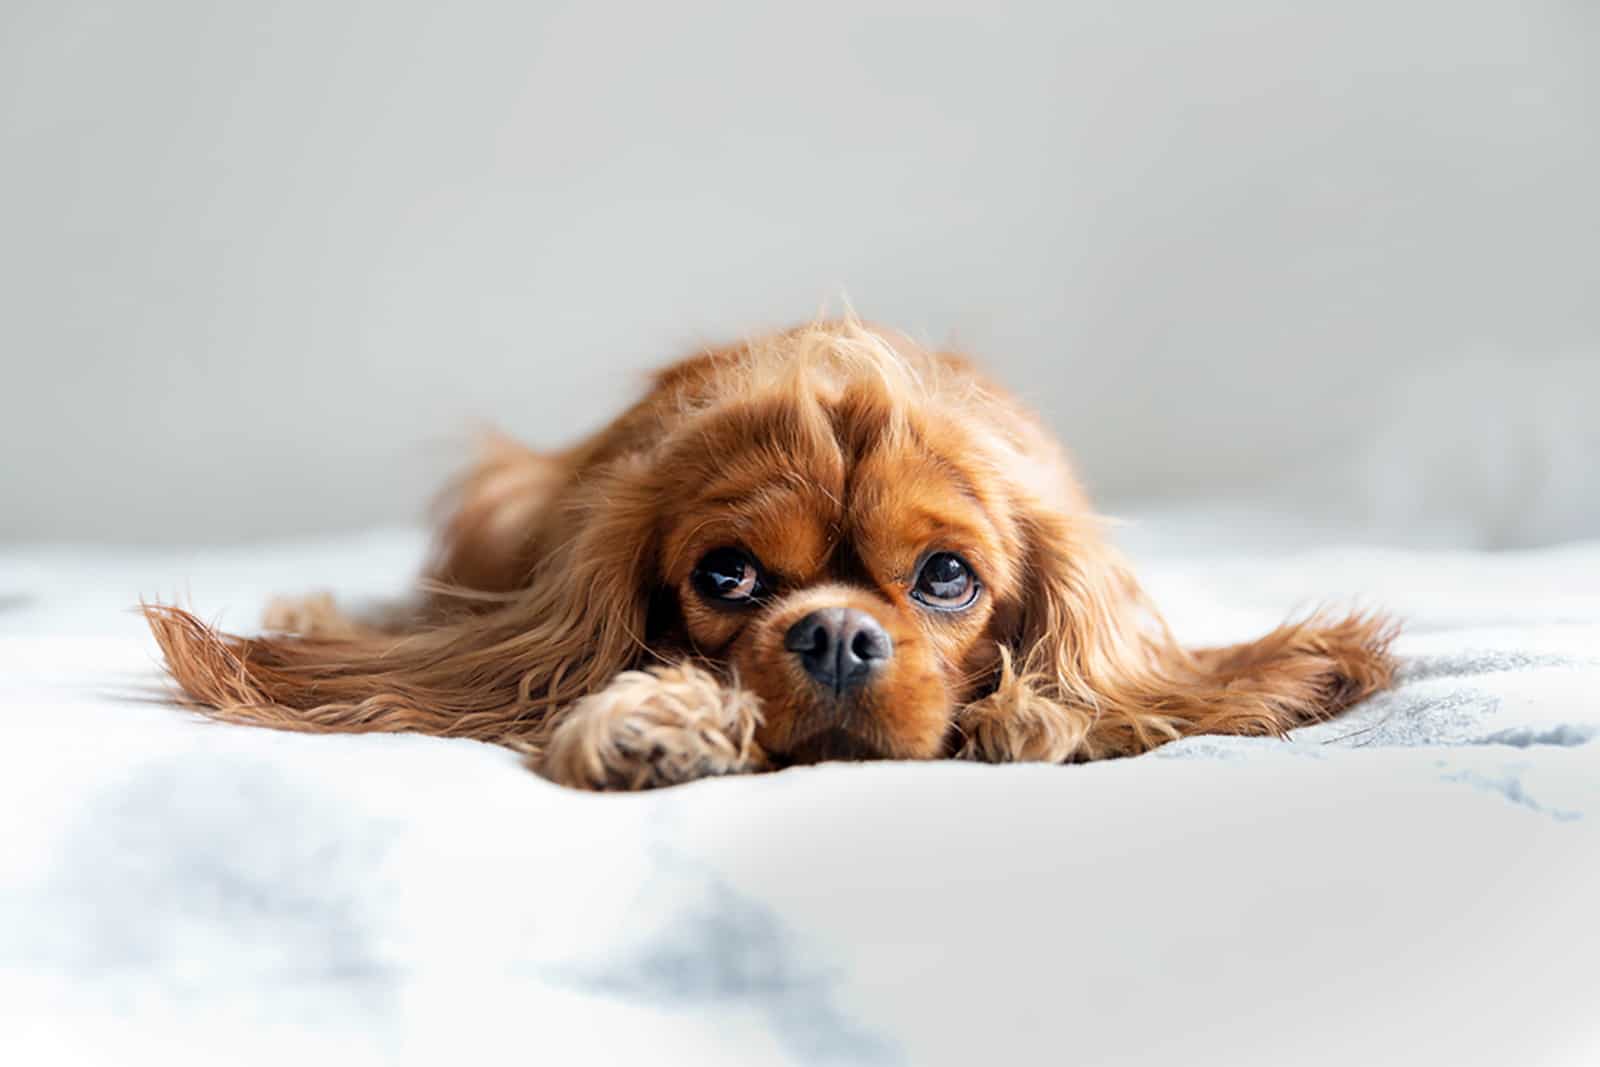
[568,325,1079,766]
[651,392,1024,762]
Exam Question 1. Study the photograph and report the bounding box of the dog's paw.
[261,591,360,637]
[537,665,766,790]
[950,682,1095,764]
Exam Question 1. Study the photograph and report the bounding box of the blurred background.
[3,1,1596,549]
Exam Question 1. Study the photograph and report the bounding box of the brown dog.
[146,319,1396,789]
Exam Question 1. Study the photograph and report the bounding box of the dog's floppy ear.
[978,503,1396,761]
[144,448,661,745]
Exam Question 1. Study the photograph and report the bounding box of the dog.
[145,319,1397,789]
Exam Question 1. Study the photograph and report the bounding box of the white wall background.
[3,1,1596,547]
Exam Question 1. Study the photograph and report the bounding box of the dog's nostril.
[784,618,833,657]
[851,628,888,663]
[784,608,893,697]
[804,625,829,655]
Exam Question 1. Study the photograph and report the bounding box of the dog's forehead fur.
[638,321,1032,597]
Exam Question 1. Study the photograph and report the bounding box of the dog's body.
[146,320,1396,789]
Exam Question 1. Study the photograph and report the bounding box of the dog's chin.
[780,727,887,765]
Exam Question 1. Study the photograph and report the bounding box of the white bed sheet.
[3,518,1598,1066]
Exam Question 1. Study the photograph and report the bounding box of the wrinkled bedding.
[2,519,1597,1066]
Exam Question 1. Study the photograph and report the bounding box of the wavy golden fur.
[144,319,1397,789]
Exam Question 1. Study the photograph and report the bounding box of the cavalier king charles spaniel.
[145,319,1396,790]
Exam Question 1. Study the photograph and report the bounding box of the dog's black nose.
[783,608,893,697]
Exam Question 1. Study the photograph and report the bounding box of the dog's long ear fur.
[144,448,660,745]
[985,506,1397,761]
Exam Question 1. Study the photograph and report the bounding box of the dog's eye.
[911,552,979,611]
[691,547,766,604]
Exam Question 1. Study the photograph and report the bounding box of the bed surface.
[3,517,1598,1065]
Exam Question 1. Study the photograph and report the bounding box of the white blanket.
[3,520,1598,1066]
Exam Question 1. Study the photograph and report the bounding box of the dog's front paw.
[537,665,766,791]
[951,683,1094,764]
[261,591,356,636]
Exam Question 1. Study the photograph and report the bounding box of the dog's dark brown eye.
[692,547,766,605]
[911,552,978,611]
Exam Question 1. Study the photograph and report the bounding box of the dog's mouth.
[780,727,886,765]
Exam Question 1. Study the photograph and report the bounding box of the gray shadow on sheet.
[0,759,401,1036]
[545,839,901,1066]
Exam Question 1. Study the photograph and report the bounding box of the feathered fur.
[144,318,1398,789]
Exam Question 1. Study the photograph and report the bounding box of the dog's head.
[646,330,1039,763]
[436,320,1107,764]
